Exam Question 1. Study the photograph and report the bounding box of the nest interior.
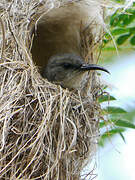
[0,0,106,179]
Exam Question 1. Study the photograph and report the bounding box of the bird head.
[41,53,109,90]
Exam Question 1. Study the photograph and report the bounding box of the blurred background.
[84,1,135,179]
[97,0,135,177]
[98,53,135,180]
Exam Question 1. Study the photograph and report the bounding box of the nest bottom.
[0,77,100,180]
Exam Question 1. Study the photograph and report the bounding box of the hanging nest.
[0,0,107,179]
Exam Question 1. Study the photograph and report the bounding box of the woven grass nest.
[0,0,107,179]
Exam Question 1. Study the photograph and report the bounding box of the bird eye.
[63,63,72,69]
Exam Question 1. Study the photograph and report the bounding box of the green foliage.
[104,4,135,47]
[116,33,131,45]
[130,35,135,45]
[111,118,135,129]
[103,106,127,114]
[98,95,116,103]
[98,94,135,146]
[99,128,125,146]
[99,2,135,147]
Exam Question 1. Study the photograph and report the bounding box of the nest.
[0,0,106,179]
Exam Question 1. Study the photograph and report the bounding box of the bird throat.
[61,71,89,90]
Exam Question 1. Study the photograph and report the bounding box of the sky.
[98,129,135,180]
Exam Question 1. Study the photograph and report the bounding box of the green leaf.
[103,39,109,44]
[99,121,106,128]
[98,137,104,146]
[110,14,120,27]
[122,15,135,26]
[130,35,135,45]
[112,119,135,129]
[103,128,125,137]
[103,128,125,136]
[115,0,125,3]
[98,95,116,103]
[129,27,135,34]
[110,11,135,27]
[109,110,135,126]
[111,28,129,35]
[99,128,125,146]
[126,8,135,15]
[110,14,127,27]
[119,132,126,143]
[116,33,131,45]
[104,106,127,114]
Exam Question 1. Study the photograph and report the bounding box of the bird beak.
[80,64,110,74]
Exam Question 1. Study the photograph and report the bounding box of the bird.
[30,2,109,90]
[41,53,109,90]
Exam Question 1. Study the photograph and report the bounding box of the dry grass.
[0,0,109,179]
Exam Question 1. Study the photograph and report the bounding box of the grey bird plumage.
[41,53,109,90]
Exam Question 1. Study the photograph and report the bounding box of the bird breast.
[61,71,89,90]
